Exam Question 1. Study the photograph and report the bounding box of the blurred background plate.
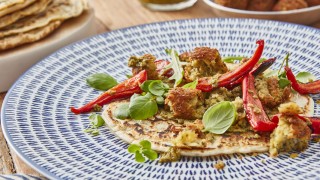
[203,0,320,25]
[0,8,95,93]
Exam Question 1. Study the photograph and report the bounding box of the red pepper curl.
[285,66,320,94]
[71,70,147,114]
[217,39,264,88]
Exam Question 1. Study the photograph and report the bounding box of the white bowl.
[203,0,320,25]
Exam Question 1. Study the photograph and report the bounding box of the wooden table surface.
[0,0,319,178]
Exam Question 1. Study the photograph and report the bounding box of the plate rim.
[1,17,320,179]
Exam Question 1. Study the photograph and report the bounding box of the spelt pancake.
[0,0,88,38]
[0,0,24,10]
[0,20,62,51]
[0,0,36,17]
[102,93,314,156]
[0,0,52,29]
[103,101,270,156]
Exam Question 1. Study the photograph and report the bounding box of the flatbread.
[103,101,270,156]
[102,93,314,156]
[0,20,62,51]
[0,0,52,29]
[0,0,36,18]
[0,0,24,10]
[0,0,88,38]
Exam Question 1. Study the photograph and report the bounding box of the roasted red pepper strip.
[70,70,147,114]
[196,57,275,92]
[196,77,214,92]
[217,40,264,88]
[271,114,320,135]
[242,73,278,131]
[309,117,320,134]
[224,58,276,90]
[295,115,320,135]
[155,60,173,78]
[285,66,320,94]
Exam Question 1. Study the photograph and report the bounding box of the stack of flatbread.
[0,0,88,51]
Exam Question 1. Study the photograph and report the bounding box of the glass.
[139,0,197,11]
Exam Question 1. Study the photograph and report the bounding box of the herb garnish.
[182,80,198,89]
[114,80,170,120]
[129,92,158,120]
[222,56,244,63]
[296,72,316,83]
[114,103,130,120]
[165,49,186,87]
[84,113,105,136]
[202,101,237,134]
[266,53,316,88]
[223,56,266,64]
[86,73,118,91]
[128,140,158,163]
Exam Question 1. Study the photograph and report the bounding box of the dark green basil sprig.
[128,140,158,163]
[84,113,105,136]
[86,73,118,91]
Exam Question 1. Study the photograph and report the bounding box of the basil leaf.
[278,71,286,79]
[296,72,316,83]
[128,144,140,153]
[140,80,154,92]
[92,114,105,127]
[222,56,244,63]
[149,81,166,96]
[263,70,278,78]
[83,129,93,133]
[279,78,290,88]
[129,93,158,120]
[202,101,237,134]
[114,103,130,120]
[139,140,151,149]
[135,151,146,163]
[86,73,118,91]
[89,114,104,127]
[91,129,99,136]
[182,80,198,89]
[165,49,186,87]
[130,93,140,102]
[89,113,97,121]
[142,149,158,160]
[156,96,164,105]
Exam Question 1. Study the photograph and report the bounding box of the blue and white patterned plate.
[1,18,320,179]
